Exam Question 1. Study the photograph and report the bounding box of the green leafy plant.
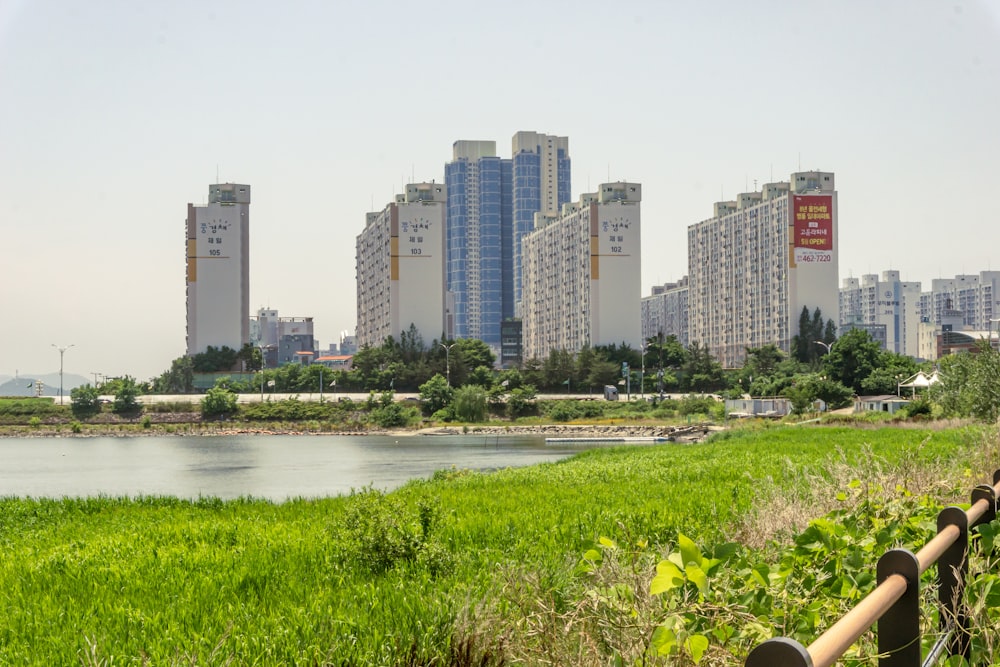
[70,384,102,419]
[200,384,238,418]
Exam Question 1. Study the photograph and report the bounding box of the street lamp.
[814,340,832,355]
[51,343,74,405]
[640,342,646,400]
[439,342,457,386]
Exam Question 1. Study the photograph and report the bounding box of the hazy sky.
[2,0,999,381]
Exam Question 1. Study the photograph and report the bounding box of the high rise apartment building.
[641,278,690,347]
[838,271,923,356]
[687,171,838,368]
[356,182,447,349]
[444,141,512,352]
[185,183,251,357]
[928,272,1000,330]
[521,182,641,360]
[512,131,571,316]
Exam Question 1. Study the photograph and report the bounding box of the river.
[0,434,603,501]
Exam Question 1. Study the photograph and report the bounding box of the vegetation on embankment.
[1,425,998,665]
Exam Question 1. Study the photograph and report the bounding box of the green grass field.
[1,424,997,665]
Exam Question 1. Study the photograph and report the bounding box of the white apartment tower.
[687,171,838,368]
[839,271,923,356]
[521,182,641,360]
[356,182,447,348]
[641,278,690,347]
[185,183,251,357]
[929,272,1000,330]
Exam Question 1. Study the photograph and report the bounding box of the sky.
[2,0,999,382]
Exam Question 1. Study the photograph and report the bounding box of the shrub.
[370,402,409,428]
[453,386,487,422]
[112,376,143,416]
[506,386,536,419]
[678,395,716,416]
[418,374,454,415]
[334,488,450,576]
[544,401,580,422]
[70,384,102,419]
[201,385,238,418]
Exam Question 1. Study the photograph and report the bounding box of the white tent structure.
[898,371,941,396]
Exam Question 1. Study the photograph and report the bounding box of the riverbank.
[0,415,719,441]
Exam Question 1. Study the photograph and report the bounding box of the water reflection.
[0,434,599,501]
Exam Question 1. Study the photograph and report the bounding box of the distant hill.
[0,373,91,398]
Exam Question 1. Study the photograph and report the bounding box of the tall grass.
[0,425,995,664]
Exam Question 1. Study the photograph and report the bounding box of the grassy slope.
[0,425,994,664]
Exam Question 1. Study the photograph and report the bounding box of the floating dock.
[544,436,670,444]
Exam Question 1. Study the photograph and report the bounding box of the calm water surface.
[0,434,600,501]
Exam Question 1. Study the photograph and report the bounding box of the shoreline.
[0,421,719,442]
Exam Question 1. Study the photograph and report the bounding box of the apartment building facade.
[355,182,446,349]
[521,182,641,360]
[687,171,839,368]
[185,183,251,357]
[641,277,690,347]
[838,271,923,356]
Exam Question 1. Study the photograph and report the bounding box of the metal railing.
[746,470,1000,667]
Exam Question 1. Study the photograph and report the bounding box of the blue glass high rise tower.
[445,133,568,357]
[445,141,511,351]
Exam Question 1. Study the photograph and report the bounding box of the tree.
[860,352,920,396]
[466,366,495,389]
[930,341,1000,421]
[521,357,545,390]
[153,356,195,394]
[453,385,487,422]
[453,339,495,381]
[70,384,102,419]
[191,345,240,372]
[791,307,835,366]
[506,386,536,418]
[586,359,621,392]
[681,342,724,392]
[821,328,883,394]
[543,349,575,391]
[112,376,142,416]
[418,374,453,415]
[235,343,259,371]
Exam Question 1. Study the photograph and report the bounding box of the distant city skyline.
[2,1,998,380]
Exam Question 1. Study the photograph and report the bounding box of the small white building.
[854,395,909,414]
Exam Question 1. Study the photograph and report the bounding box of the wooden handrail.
[746,472,1000,667]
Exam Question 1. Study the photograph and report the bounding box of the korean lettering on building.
[201,218,230,257]
[401,218,433,256]
[601,216,632,255]
[793,195,833,250]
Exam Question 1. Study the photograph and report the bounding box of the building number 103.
[410,248,422,255]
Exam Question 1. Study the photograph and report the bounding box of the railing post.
[971,483,997,528]
[936,506,969,661]
[745,637,813,667]
[876,549,920,667]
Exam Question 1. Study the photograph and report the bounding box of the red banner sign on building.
[793,195,833,250]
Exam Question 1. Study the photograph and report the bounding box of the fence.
[746,470,1000,667]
